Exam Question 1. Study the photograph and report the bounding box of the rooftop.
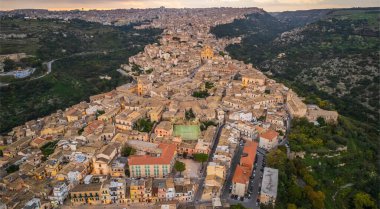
[261,167,279,197]
[128,143,176,165]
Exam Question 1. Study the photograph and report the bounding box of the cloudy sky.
[0,0,378,12]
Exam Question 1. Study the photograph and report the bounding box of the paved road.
[194,123,225,202]
[221,142,244,199]
[189,64,202,79]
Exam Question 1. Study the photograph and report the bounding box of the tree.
[185,108,196,120]
[174,161,186,176]
[121,146,136,157]
[266,148,287,170]
[6,164,19,174]
[287,204,297,209]
[205,81,214,89]
[353,192,376,209]
[192,90,209,98]
[305,186,325,209]
[317,117,326,126]
[3,59,16,72]
[230,204,247,209]
[134,118,155,132]
[193,153,208,166]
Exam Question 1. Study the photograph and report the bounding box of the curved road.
[0,47,131,86]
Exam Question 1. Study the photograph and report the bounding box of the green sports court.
[173,125,201,140]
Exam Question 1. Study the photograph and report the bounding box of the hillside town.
[0,7,338,209]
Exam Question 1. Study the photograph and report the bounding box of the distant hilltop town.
[0,7,337,209]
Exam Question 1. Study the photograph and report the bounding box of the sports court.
[173,125,200,140]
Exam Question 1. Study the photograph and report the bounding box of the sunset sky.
[0,0,378,12]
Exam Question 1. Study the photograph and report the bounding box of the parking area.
[226,147,267,209]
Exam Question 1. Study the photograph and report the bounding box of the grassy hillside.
[211,8,380,126]
[0,17,162,133]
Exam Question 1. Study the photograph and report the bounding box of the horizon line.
[1,6,379,13]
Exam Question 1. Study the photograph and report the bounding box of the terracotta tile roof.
[128,143,176,165]
[232,165,250,184]
[31,137,46,146]
[232,141,258,185]
[240,141,258,169]
[260,130,279,141]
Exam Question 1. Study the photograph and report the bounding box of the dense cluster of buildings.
[0,7,338,209]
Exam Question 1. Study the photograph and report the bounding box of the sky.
[0,0,378,12]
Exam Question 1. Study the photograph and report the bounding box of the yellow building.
[137,77,152,96]
[45,159,61,177]
[242,74,266,87]
[148,106,164,122]
[206,162,226,179]
[201,45,214,60]
[40,125,65,135]
[92,143,118,175]
[70,183,103,205]
[130,179,146,202]
[286,90,307,118]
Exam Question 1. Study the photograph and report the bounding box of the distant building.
[306,105,338,123]
[201,45,214,61]
[286,90,307,118]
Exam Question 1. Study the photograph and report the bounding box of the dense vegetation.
[192,90,210,98]
[211,8,380,126]
[40,140,58,157]
[133,118,155,133]
[266,117,379,209]
[0,17,162,133]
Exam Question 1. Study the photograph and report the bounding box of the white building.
[49,182,69,205]
[23,198,41,209]
[229,111,253,122]
[259,130,279,150]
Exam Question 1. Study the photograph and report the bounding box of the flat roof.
[260,167,279,197]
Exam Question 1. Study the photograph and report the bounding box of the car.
[240,197,244,201]
[248,190,252,194]
[250,175,254,179]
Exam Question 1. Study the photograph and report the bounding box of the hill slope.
[211,8,380,126]
[0,17,162,133]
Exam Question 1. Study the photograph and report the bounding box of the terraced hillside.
[0,17,162,133]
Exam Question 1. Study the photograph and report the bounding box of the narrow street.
[194,123,225,202]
